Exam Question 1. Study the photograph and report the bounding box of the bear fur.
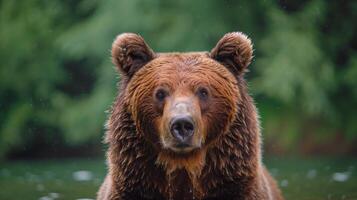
[97,32,283,200]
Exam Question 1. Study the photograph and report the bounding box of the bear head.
[111,32,253,174]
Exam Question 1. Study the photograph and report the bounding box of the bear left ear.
[112,33,155,78]
[210,32,253,76]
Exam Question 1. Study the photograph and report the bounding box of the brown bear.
[97,32,283,200]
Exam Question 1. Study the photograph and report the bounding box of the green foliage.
[0,0,64,159]
[0,0,356,159]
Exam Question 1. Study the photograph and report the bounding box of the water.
[0,157,356,200]
[0,159,104,200]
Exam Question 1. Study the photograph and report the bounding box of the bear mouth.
[160,129,202,154]
[166,141,201,154]
[169,146,197,153]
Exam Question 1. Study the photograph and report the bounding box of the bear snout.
[170,115,195,143]
[160,99,203,153]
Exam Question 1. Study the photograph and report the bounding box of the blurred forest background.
[0,0,356,161]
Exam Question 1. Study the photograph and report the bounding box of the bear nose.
[170,116,195,142]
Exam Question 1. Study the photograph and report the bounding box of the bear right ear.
[112,33,155,78]
[210,32,253,76]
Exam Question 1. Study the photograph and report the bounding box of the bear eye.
[155,89,168,102]
[197,87,209,100]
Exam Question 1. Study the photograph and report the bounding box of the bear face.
[112,32,252,155]
[111,32,253,174]
[127,54,240,153]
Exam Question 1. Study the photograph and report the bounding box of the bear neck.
[107,84,261,199]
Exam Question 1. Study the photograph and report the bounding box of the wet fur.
[98,33,283,200]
